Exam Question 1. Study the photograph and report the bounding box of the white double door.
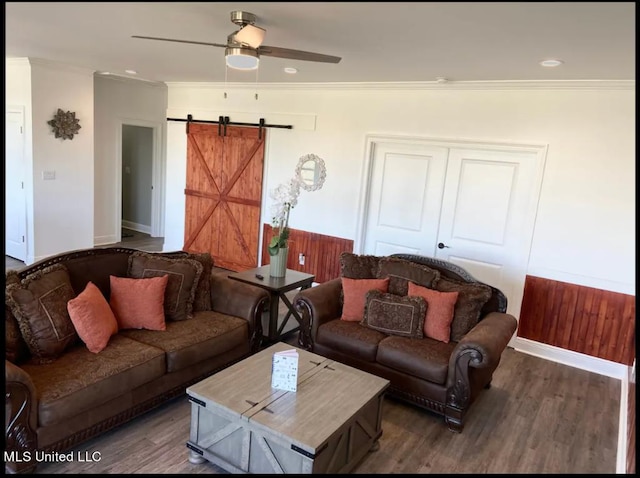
[360,138,545,317]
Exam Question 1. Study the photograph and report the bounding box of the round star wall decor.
[48,108,81,140]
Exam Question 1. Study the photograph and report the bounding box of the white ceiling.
[5,2,636,84]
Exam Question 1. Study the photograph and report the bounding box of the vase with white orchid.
[268,177,302,256]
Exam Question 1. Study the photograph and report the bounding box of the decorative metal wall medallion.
[48,108,81,140]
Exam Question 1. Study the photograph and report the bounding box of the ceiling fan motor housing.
[230,11,256,27]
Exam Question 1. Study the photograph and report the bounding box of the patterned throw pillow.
[407,281,459,343]
[361,290,426,339]
[128,252,203,321]
[376,257,441,296]
[67,281,119,353]
[340,277,390,321]
[433,276,492,341]
[109,275,168,331]
[156,251,214,312]
[6,264,78,363]
[339,252,381,279]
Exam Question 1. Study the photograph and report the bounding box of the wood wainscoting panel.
[262,224,353,283]
[517,275,635,365]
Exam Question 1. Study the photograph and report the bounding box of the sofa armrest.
[446,312,517,407]
[210,274,270,352]
[293,278,343,350]
[6,360,38,473]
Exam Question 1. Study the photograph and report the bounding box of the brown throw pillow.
[156,251,213,312]
[340,252,381,279]
[6,264,78,363]
[361,290,426,339]
[433,276,492,341]
[407,281,458,343]
[376,257,441,296]
[128,252,203,321]
[341,277,389,321]
[5,270,30,364]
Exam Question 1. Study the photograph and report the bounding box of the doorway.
[5,106,27,262]
[356,135,547,319]
[116,119,164,242]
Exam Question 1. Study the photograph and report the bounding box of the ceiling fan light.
[235,24,266,48]
[225,47,259,70]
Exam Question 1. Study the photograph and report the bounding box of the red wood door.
[184,123,265,271]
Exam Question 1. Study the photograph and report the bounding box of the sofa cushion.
[316,319,387,362]
[376,257,441,296]
[119,310,248,372]
[153,251,214,312]
[6,264,78,363]
[341,277,389,321]
[339,252,381,279]
[20,335,166,427]
[376,335,456,384]
[361,290,426,339]
[407,282,459,343]
[109,275,168,331]
[129,252,203,321]
[67,281,119,353]
[434,276,492,341]
[5,270,30,364]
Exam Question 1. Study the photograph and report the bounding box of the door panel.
[363,143,448,256]
[184,124,264,271]
[5,109,27,262]
[362,139,544,318]
[436,148,541,314]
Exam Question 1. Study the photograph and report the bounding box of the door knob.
[437,242,450,249]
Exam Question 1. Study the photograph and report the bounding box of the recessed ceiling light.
[540,59,564,67]
[125,69,138,75]
[100,71,111,75]
[284,67,298,74]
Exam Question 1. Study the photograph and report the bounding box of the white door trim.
[115,118,165,241]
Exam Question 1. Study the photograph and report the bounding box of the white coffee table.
[186,342,390,474]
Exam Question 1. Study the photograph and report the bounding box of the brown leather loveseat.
[5,247,269,474]
[293,253,517,433]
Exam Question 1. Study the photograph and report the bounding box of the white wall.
[94,75,167,244]
[165,82,635,298]
[6,59,95,263]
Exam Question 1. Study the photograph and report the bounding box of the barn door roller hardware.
[169,114,292,138]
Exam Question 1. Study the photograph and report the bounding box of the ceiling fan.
[132,10,342,70]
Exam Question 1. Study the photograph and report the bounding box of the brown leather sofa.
[293,253,517,433]
[5,247,269,474]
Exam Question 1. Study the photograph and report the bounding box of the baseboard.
[122,221,151,235]
[616,373,629,473]
[513,337,627,379]
[94,235,118,246]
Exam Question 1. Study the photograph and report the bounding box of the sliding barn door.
[184,124,265,271]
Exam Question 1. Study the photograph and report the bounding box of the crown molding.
[166,79,635,91]
[95,73,167,89]
[27,57,95,76]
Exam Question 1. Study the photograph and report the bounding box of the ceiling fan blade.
[258,45,341,63]
[132,35,227,49]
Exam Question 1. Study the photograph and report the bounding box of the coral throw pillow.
[341,277,389,321]
[67,281,119,353]
[408,281,459,343]
[109,275,168,331]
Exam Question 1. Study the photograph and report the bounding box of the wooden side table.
[228,265,315,342]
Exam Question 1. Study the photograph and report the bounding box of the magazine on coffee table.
[271,349,299,392]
